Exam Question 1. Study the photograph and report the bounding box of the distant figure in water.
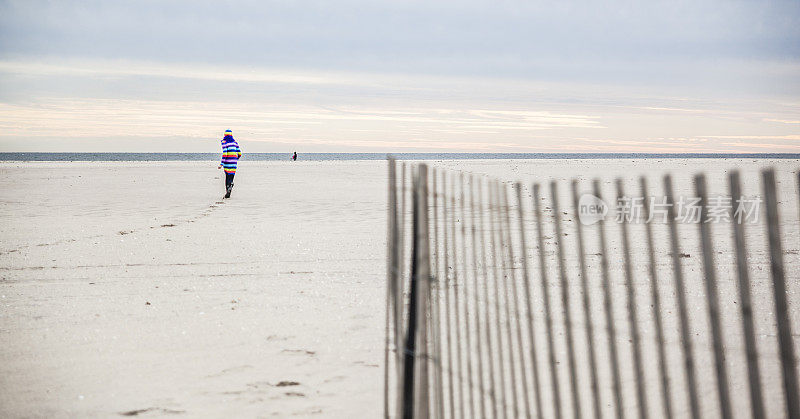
[292,151,297,161]
[218,129,242,199]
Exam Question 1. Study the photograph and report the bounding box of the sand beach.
[1,158,798,418]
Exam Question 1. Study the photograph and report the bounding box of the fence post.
[386,157,398,419]
[417,165,431,419]
[396,163,408,418]
[403,164,431,419]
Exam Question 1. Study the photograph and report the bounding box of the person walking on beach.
[292,151,297,161]
[218,129,241,199]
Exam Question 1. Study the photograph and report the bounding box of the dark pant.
[225,172,235,187]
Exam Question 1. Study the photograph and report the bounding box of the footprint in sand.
[291,407,323,416]
[281,349,316,356]
[274,381,300,387]
[266,334,294,342]
[246,381,271,390]
[205,365,253,378]
[220,389,244,395]
[353,360,379,368]
[249,380,302,390]
[323,375,346,384]
[119,407,185,416]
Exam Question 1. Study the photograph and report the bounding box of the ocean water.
[1,152,799,161]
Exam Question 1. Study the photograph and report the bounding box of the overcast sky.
[0,0,798,152]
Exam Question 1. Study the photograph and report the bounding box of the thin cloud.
[701,135,800,140]
[719,142,800,150]
[763,118,800,125]
[0,59,372,87]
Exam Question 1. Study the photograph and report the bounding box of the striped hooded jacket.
[220,133,242,174]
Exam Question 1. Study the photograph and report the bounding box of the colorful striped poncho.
[220,135,242,174]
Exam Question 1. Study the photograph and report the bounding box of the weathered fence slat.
[593,179,624,419]
[495,183,520,418]
[450,173,467,419]
[489,181,511,419]
[402,166,421,418]
[570,180,602,419]
[762,169,800,419]
[616,179,648,419]
[395,163,408,419]
[551,181,582,419]
[663,175,700,419]
[427,169,441,419]
[415,166,432,418]
[695,174,733,419]
[441,171,456,419]
[494,181,519,418]
[430,169,445,419]
[728,170,765,419]
[468,175,488,418]
[533,183,563,419]
[516,182,544,419]
[640,177,674,419]
[459,174,477,419]
[477,179,501,419]
[501,183,531,419]
[385,157,398,419]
